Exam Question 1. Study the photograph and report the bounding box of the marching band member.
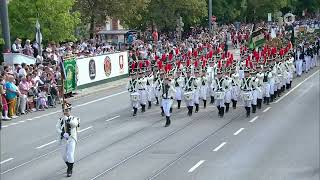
[263,65,272,105]
[146,69,154,109]
[200,69,208,108]
[271,57,280,99]
[56,102,80,177]
[127,72,139,116]
[241,68,253,117]
[174,69,184,109]
[231,66,240,109]
[223,68,232,113]
[208,59,217,104]
[213,69,225,118]
[137,70,148,113]
[250,69,258,113]
[162,68,176,127]
[256,65,264,109]
[184,68,195,116]
[295,45,304,77]
[193,68,201,113]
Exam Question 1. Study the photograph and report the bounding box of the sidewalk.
[70,77,129,101]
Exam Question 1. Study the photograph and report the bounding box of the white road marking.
[36,140,57,149]
[105,115,120,122]
[26,118,33,121]
[2,125,8,128]
[18,120,25,123]
[188,160,205,173]
[275,70,319,103]
[78,126,93,133]
[8,123,18,126]
[233,128,245,136]
[263,107,271,112]
[249,116,259,123]
[213,142,227,152]
[0,158,14,165]
[76,91,127,107]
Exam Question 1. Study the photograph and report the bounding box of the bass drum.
[242,92,252,101]
[184,92,193,101]
[214,91,225,100]
[130,92,140,102]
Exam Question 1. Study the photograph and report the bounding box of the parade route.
[0,68,319,180]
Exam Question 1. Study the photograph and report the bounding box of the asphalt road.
[0,68,319,180]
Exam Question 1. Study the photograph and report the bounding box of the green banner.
[64,58,77,93]
[249,29,266,50]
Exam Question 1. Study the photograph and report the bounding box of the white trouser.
[61,138,76,163]
[200,85,207,100]
[296,59,303,76]
[215,98,225,107]
[138,89,147,105]
[130,92,140,108]
[264,83,270,98]
[19,94,27,113]
[175,87,183,101]
[231,86,240,101]
[251,89,258,105]
[242,91,252,107]
[193,89,200,104]
[305,56,310,72]
[146,85,154,102]
[224,89,231,103]
[256,87,263,99]
[162,98,173,117]
[269,81,275,95]
[274,82,279,92]
[154,87,160,98]
[184,91,194,107]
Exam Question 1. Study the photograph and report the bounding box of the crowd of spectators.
[0,62,62,121]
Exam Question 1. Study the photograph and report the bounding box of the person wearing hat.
[263,65,272,105]
[154,70,165,116]
[256,65,264,109]
[240,68,253,117]
[295,45,304,77]
[230,67,240,109]
[208,61,218,104]
[174,69,184,109]
[193,68,201,113]
[200,69,208,108]
[184,68,195,116]
[223,68,232,113]
[250,69,259,113]
[137,70,148,113]
[56,101,80,177]
[161,74,176,127]
[146,69,154,109]
[127,72,139,116]
[212,69,226,118]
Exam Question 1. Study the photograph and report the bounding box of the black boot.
[217,105,220,116]
[290,81,292,88]
[263,97,267,104]
[165,116,171,127]
[220,107,225,118]
[203,100,207,108]
[266,97,270,105]
[148,101,152,109]
[190,106,193,116]
[187,106,192,116]
[257,99,262,109]
[270,94,274,102]
[67,163,73,177]
[155,97,159,105]
[195,104,199,113]
[274,91,277,99]
[286,84,290,89]
[252,105,257,113]
[133,107,137,116]
[232,99,237,109]
[177,100,181,109]
[141,104,146,112]
[225,103,230,113]
[170,107,172,113]
[210,96,215,104]
[246,107,251,117]
[161,107,164,116]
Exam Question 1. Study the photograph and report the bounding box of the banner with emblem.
[64,58,77,93]
[249,28,267,50]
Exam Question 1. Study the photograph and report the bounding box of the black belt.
[243,90,251,92]
[138,89,145,90]
[252,88,256,90]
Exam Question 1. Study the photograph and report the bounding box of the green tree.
[9,0,81,42]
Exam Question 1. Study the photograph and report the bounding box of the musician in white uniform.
[146,70,154,109]
[184,69,195,116]
[127,72,139,116]
[154,71,165,116]
[162,74,176,127]
[230,67,240,109]
[193,69,201,113]
[223,68,232,113]
[174,69,184,109]
[200,69,208,108]
[208,60,217,104]
[255,65,264,109]
[56,102,80,177]
[295,46,303,77]
[213,70,225,118]
[250,69,259,113]
[263,65,272,105]
[240,69,253,117]
[137,71,148,112]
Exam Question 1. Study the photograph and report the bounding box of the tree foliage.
[9,0,81,42]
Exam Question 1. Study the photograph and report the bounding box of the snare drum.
[130,93,140,102]
[184,92,193,101]
[242,92,252,101]
[214,91,225,100]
